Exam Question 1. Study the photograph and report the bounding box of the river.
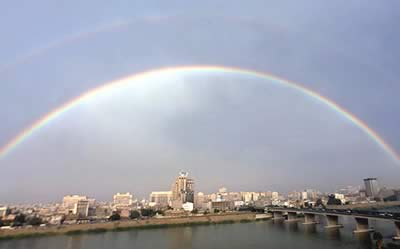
[1,217,399,249]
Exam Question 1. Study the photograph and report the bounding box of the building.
[94,206,112,218]
[272,192,279,200]
[364,178,379,198]
[49,215,65,225]
[305,189,318,201]
[195,192,210,210]
[113,192,133,208]
[288,191,302,201]
[301,191,308,200]
[334,193,346,204]
[227,192,242,201]
[149,191,173,208]
[182,202,194,212]
[218,187,228,195]
[211,200,234,211]
[171,172,194,210]
[73,200,89,217]
[62,195,88,214]
[241,192,254,202]
[0,206,10,218]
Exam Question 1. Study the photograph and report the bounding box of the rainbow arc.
[0,65,398,164]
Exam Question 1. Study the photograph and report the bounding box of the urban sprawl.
[0,172,399,229]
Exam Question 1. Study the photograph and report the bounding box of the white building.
[334,193,346,204]
[182,202,194,212]
[234,201,245,207]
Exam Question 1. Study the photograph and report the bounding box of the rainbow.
[0,65,399,163]
[0,16,170,74]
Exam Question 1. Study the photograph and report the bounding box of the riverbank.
[0,212,256,240]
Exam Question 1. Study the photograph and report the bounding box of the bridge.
[267,207,400,240]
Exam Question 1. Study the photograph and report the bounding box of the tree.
[109,213,121,221]
[130,210,140,219]
[13,214,26,226]
[27,217,43,226]
[315,198,325,208]
[155,210,164,216]
[141,209,155,217]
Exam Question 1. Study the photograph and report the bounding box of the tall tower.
[171,172,194,209]
[364,178,379,198]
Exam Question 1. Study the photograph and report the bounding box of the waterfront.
[1,217,400,249]
[0,213,254,240]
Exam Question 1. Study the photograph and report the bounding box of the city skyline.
[0,173,395,205]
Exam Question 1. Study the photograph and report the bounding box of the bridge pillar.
[285,211,299,222]
[353,217,374,233]
[324,215,343,229]
[272,211,284,220]
[393,221,400,240]
[303,213,317,225]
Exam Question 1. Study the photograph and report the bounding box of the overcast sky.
[0,1,399,203]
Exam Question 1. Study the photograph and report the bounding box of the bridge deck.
[268,208,399,222]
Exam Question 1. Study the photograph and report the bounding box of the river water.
[1,217,399,249]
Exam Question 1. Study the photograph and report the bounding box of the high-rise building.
[113,192,133,208]
[364,178,380,197]
[74,200,89,217]
[171,172,194,209]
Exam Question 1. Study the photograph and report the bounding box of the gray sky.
[0,1,399,203]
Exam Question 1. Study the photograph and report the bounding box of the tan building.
[227,192,242,201]
[62,195,88,214]
[0,206,10,218]
[113,192,133,208]
[211,200,234,211]
[74,200,89,217]
[171,172,194,210]
[149,191,173,208]
[95,206,112,218]
[195,192,206,209]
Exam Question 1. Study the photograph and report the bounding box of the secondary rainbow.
[0,65,398,163]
